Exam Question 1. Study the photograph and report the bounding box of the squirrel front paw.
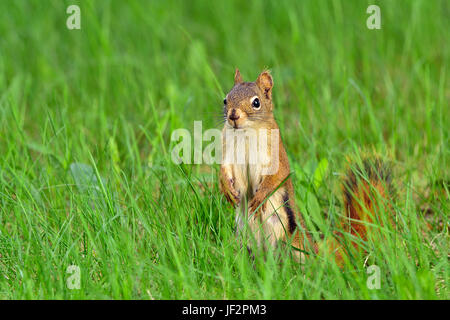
[248,193,266,216]
[226,184,241,206]
[220,175,241,206]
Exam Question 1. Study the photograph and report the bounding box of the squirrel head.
[223,69,274,129]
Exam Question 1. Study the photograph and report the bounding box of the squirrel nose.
[229,109,240,121]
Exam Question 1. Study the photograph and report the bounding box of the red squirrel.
[219,69,395,264]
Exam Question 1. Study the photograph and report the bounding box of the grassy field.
[0,0,448,299]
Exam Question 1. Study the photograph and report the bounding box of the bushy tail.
[330,158,396,265]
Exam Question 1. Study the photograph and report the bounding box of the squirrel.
[219,68,395,264]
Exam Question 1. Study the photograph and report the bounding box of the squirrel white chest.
[224,128,271,197]
[233,163,263,198]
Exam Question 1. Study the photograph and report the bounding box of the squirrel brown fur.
[219,69,395,265]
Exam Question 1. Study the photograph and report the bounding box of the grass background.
[0,0,448,299]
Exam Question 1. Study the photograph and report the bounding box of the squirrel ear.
[234,68,243,85]
[256,70,273,100]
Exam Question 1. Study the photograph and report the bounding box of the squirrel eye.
[223,98,227,105]
[251,97,261,110]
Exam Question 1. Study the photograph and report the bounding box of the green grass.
[0,0,448,299]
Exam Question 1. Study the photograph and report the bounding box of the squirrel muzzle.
[227,108,247,129]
